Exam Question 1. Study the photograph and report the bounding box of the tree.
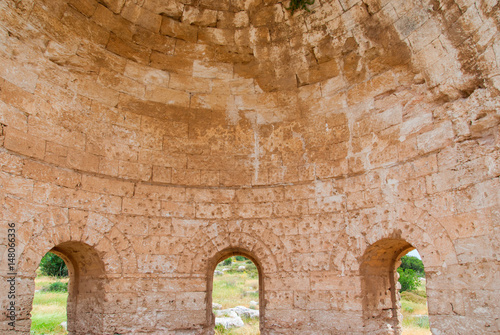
[397,267,420,292]
[39,253,68,277]
[400,255,425,277]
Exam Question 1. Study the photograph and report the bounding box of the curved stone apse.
[0,0,499,334]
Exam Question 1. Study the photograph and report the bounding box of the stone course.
[0,0,499,334]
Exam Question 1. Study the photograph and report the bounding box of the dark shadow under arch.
[207,247,265,334]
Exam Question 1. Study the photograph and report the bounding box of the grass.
[30,275,68,335]
[401,279,430,335]
[213,258,260,334]
[29,261,430,335]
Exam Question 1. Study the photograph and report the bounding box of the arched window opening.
[30,252,69,334]
[210,254,262,335]
[361,239,430,335]
[29,242,105,335]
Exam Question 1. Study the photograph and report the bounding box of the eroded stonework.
[0,0,499,334]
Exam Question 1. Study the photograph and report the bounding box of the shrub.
[235,256,247,261]
[44,282,68,292]
[39,253,68,278]
[397,268,420,292]
[222,258,232,266]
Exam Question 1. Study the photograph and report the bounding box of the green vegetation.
[399,255,430,335]
[400,255,425,277]
[214,258,260,334]
[398,256,425,293]
[31,275,68,335]
[286,0,315,15]
[398,268,421,292]
[39,253,68,278]
[43,282,68,293]
[213,259,259,310]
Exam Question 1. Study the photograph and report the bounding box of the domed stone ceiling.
[0,0,499,334]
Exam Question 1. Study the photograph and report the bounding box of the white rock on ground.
[215,306,259,320]
[231,306,259,318]
[212,302,222,310]
[237,265,246,271]
[215,311,244,329]
[60,321,67,330]
[214,270,223,276]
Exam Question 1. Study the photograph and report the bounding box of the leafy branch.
[286,0,316,15]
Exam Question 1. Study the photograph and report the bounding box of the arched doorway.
[207,249,264,334]
[30,242,106,335]
[360,239,429,335]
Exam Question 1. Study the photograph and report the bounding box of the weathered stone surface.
[0,0,499,334]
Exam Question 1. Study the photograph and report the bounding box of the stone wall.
[0,0,499,333]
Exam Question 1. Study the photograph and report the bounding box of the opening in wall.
[397,249,429,335]
[30,252,69,335]
[29,242,105,335]
[361,239,430,335]
[210,254,261,335]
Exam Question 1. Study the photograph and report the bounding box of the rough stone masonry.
[0,0,499,334]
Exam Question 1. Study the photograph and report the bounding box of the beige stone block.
[171,168,201,186]
[150,51,193,76]
[182,6,217,27]
[68,75,119,107]
[98,68,145,98]
[138,150,187,170]
[0,171,34,199]
[407,17,442,52]
[160,16,198,42]
[61,6,110,46]
[198,27,234,46]
[122,197,161,216]
[0,100,28,133]
[175,292,206,310]
[169,73,211,93]
[132,27,176,54]
[106,34,151,64]
[121,2,161,32]
[161,200,195,218]
[152,165,172,183]
[135,183,186,201]
[4,127,45,160]
[200,170,219,186]
[145,85,190,107]
[66,0,98,17]
[118,161,152,181]
[236,202,273,218]
[0,56,38,94]
[143,0,183,18]
[417,121,454,154]
[193,60,233,79]
[195,203,232,219]
[22,160,81,189]
[81,174,134,197]
[93,4,133,39]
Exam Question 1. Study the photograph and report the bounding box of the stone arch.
[359,238,415,334]
[356,203,461,334]
[29,241,106,334]
[189,230,285,275]
[13,217,122,335]
[206,247,266,334]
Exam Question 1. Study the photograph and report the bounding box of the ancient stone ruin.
[0,0,499,334]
